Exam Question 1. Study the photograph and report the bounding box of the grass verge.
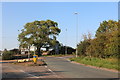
[70,56,119,71]
[43,54,73,57]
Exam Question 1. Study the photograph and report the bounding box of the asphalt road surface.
[44,56,119,78]
[1,56,119,79]
[2,62,60,78]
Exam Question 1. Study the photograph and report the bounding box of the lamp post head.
[74,12,78,14]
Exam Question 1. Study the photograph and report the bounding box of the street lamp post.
[28,45,30,60]
[65,28,67,55]
[17,30,20,61]
[74,12,78,58]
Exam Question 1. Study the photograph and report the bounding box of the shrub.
[59,46,75,55]
[77,40,90,56]
[2,51,14,60]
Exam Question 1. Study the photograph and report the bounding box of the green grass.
[42,54,73,57]
[70,56,119,71]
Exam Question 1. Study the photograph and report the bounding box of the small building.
[20,48,28,54]
[30,46,37,51]
[20,46,37,54]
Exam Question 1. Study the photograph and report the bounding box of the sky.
[1,2,118,50]
[1,0,119,2]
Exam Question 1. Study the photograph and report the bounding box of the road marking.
[3,65,40,78]
[48,69,52,72]
[47,68,60,78]
[45,66,47,68]
[45,65,61,78]
[19,70,40,78]
[66,59,71,62]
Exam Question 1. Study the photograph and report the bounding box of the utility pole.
[28,45,30,60]
[17,30,20,61]
[65,28,67,55]
[74,12,79,58]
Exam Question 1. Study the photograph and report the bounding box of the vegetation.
[2,48,33,60]
[18,20,61,55]
[9,48,20,55]
[70,57,119,70]
[43,54,72,57]
[59,46,76,55]
[77,20,119,58]
[74,20,119,70]
[49,46,75,55]
[2,51,14,60]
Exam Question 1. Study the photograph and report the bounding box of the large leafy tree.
[18,20,61,55]
[96,20,118,57]
[77,20,119,58]
[103,20,119,57]
[96,20,118,37]
[86,35,106,58]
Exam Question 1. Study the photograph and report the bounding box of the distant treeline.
[77,20,119,58]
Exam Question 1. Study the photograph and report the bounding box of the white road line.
[19,70,40,78]
[45,66,47,68]
[48,69,59,78]
[48,69,52,72]
[45,66,60,78]
[66,59,71,62]
[3,66,40,78]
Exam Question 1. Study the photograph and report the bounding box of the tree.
[77,40,90,56]
[18,20,61,55]
[96,20,118,58]
[103,20,119,57]
[86,36,106,58]
[77,20,119,58]
[77,33,91,56]
[10,48,19,55]
[96,20,118,37]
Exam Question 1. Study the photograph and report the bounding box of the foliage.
[86,35,106,58]
[77,33,91,56]
[70,57,119,70]
[48,46,75,55]
[96,20,118,58]
[18,20,61,55]
[10,48,20,55]
[59,46,76,55]
[77,40,90,56]
[2,51,14,60]
[77,20,119,58]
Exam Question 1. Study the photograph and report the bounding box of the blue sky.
[1,2,118,50]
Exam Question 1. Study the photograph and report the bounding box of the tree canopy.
[77,20,119,58]
[18,20,61,55]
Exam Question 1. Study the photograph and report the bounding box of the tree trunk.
[37,46,41,56]
[46,47,49,52]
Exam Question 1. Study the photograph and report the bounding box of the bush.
[59,46,75,55]
[77,40,90,56]
[2,51,14,60]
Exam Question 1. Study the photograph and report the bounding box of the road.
[1,56,119,79]
[44,56,119,78]
[2,62,60,79]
